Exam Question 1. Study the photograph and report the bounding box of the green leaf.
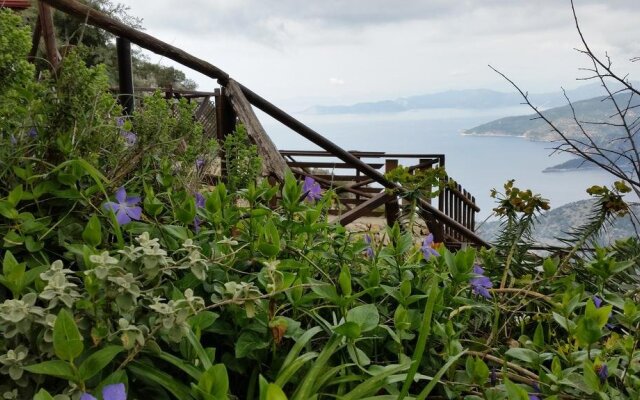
[346,304,379,332]
[505,348,540,365]
[198,364,229,398]
[82,214,103,247]
[582,359,600,394]
[78,345,123,381]
[128,361,195,400]
[473,357,490,384]
[24,360,75,381]
[335,321,361,339]
[7,185,23,207]
[533,323,545,348]
[0,200,19,219]
[338,266,352,296]
[235,331,270,358]
[266,383,288,400]
[53,309,84,362]
[503,377,530,400]
[33,389,55,400]
[415,351,467,400]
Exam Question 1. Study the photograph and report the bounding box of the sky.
[120,0,640,110]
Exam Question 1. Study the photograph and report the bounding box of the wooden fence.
[32,0,489,248]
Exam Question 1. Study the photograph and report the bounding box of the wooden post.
[225,79,288,182]
[37,2,61,71]
[28,13,42,62]
[116,37,134,115]
[214,87,236,181]
[385,159,400,227]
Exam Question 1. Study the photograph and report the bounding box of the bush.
[1,11,639,400]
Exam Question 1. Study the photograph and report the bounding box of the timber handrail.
[40,0,489,248]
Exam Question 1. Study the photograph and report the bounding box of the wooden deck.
[35,0,489,248]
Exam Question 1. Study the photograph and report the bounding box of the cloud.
[329,78,345,86]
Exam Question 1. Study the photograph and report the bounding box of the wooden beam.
[39,0,230,84]
[38,2,61,70]
[339,192,395,226]
[28,13,42,62]
[225,79,289,182]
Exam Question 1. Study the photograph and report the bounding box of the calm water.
[259,107,620,219]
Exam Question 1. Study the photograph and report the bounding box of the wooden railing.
[36,0,490,248]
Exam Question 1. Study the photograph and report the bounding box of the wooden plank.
[38,2,60,70]
[286,161,383,169]
[39,0,231,83]
[339,192,395,226]
[225,79,289,182]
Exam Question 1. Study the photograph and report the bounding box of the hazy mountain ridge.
[464,93,640,142]
[304,83,611,115]
[476,199,639,246]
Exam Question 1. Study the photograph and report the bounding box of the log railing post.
[37,2,61,70]
[384,159,400,227]
[116,37,134,115]
[214,87,236,181]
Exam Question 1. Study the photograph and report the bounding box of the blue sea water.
[259,107,621,219]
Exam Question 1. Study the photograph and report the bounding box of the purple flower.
[364,234,374,258]
[421,233,439,260]
[529,382,541,399]
[81,383,127,400]
[302,177,322,202]
[195,192,205,209]
[103,187,142,225]
[490,367,497,386]
[470,264,493,299]
[196,158,205,170]
[194,215,202,233]
[595,364,608,383]
[27,127,38,138]
[593,295,603,308]
[117,117,137,146]
[193,193,205,233]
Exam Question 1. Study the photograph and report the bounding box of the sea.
[258,106,622,220]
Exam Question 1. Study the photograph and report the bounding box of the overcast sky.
[121,0,640,108]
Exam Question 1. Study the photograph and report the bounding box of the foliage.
[1,10,640,400]
[223,124,262,192]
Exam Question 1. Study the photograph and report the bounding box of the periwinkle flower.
[593,295,603,308]
[595,363,608,383]
[470,264,493,299]
[195,192,205,209]
[363,234,374,258]
[103,187,142,226]
[196,158,205,170]
[193,193,205,233]
[421,233,439,260]
[81,383,127,400]
[117,117,137,146]
[27,128,38,138]
[302,177,322,202]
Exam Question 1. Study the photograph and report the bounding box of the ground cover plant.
[1,8,640,400]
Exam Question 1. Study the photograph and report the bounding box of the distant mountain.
[465,92,640,141]
[465,91,640,172]
[476,199,639,246]
[304,83,615,115]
